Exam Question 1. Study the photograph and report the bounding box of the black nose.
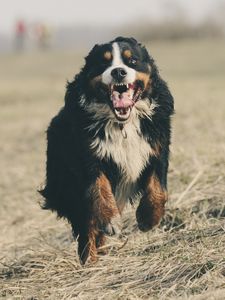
[111,67,127,82]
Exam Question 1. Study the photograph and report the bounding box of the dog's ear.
[87,43,100,55]
[141,45,152,63]
[84,44,101,66]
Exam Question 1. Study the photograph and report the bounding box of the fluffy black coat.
[40,37,174,263]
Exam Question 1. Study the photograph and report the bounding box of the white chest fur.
[92,120,152,181]
[90,118,153,207]
[90,119,152,208]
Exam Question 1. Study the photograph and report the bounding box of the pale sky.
[0,0,224,36]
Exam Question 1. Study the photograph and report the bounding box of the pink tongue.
[112,91,134,108]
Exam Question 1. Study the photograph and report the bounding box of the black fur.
[39,37,174,263]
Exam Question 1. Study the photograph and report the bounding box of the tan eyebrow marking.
[123,49,132,59]
[103,51,112,60]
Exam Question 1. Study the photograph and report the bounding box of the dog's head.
[80,37,156,123]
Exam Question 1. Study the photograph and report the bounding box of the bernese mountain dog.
[40,37,174,264]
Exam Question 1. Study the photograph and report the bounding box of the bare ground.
[0,39,225,299]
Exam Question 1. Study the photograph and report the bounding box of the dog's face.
[82,37,153,123]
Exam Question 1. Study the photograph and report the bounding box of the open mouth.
[110,82,143,121]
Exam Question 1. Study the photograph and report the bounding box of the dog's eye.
[129,57,137,66]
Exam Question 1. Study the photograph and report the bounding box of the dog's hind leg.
[136,173,168,232]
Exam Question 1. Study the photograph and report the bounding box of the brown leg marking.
[78,174,118,264]
[96,232,107,255]
[136,174,168,232]
[94,174,119,224]
[78,220,98,264]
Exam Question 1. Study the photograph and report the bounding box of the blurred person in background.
[14,19,26,51]
[35,23,51,50]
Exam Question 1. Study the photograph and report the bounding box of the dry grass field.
[0,38,225,299]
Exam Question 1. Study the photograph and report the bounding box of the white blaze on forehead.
[112,42,123,66]
[102,42,136,85]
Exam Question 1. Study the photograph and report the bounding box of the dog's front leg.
[136,172,168,232]
[78,173,119,264]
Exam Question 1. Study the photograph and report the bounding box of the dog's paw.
[102,216,122,236]
[136,202,162,232]
[104,223,120,236]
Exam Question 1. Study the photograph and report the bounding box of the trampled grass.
[0,38,225,299]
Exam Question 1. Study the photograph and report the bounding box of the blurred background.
[1,0,225,52]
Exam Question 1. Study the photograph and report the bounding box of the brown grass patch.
[0,39,225,299]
